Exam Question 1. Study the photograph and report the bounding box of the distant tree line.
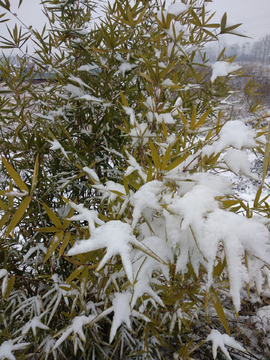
[204,34,270,64]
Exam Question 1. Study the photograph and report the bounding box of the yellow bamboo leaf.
[44,231,63,263]
[43,203,63,228]
[178,110,188,126]
[119,90,129,107]
[262,121,270,183]
[222,200,240,209]
[147,163,153,182]
[5,197,31,238]
[0,212,9,230]
[138,71,155,84]
[150,140,161,169]
[59,232,71,258]
[0,199,8,211]
[80,267,88,294]
[31,155,39,193]
[211,288,231,335]
[35,227,60,233]
[8,181,13,209]
[161,145,171,170]
[195,108,212,128]
[5,275,15,299]
[64,256,84,267]
[66,265,84,284]
[62,207,75,229]
[2,157,28,192]
[162,119,168,139]
[165,153,190,171]
[190,106,197,130]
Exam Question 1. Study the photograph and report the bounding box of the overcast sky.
[1,0,270,53]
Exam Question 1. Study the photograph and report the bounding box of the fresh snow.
[207,329,246,360]
[167,2,189,17]
[211,61,241,82]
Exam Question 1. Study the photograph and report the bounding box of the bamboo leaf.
[59,232,70,258]
[220,12,227,32]
[211,288,231,335]
[0,198,8,211]
[43,203,63,228]
[161,145,171,170]
[150,140,161,169]
[119,89,129,107]
[147,162,153,182]
[138,71,155,84]
[66,265,84,284]
[31,155,39,193]
[44,231,63,263]
[262,121,270,183]
[0,212,9,230]
[165,153,190,171]
[5,275,15,299]
[195,108,212,128]
[5,197,31,238]
[35,227,60,233]
[1,157,28,192]
[190,106,197,130]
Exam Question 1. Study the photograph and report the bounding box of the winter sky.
[0,0,270,52]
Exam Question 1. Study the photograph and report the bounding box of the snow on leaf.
[94,181,126,202]
[125,151,147,182]
[211,61,241,82]
[132,236,173,308]
[67,221,136,283]
[0,340,30,360]
[123,106,136,126]
[224,149,258,179]
[202,120,257,156]
[53,315,95,349]
[110,291,132,343]
[115,62,137,76]
[0,269,8,278]
[130,180,164,229]
[21,315,50,336]
[67,201,104,233]
[83,166,100,182]
[167,2,189,16]
[207,329,246,360]
[49,140,68,159]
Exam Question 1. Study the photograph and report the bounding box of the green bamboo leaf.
[211,288,231,335]
[43,203,63,228]
[44,231,63,263]
[150,140,161,169]
[5,197,31,238]
[2,157,28,192]
[5,275,15,299]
